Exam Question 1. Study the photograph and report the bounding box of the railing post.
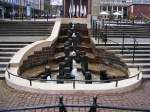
[132,38,136,64]
[73,80,75,89]
[116,81,118,87]
[89,96,97,112]
[97,22,100,44]
[137,73,140,80]
[104,24,108,46]
[92,20,95,37]
[8,72,10,79]
[29,80,32,86]
[122,32,125,55]
[59,96,67,112]
[95,21,97,40]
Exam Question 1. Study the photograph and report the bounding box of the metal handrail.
[6,63,142,88]
[92,19,139,64]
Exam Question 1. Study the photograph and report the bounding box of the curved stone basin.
[5,21,142,92]
[19,23,128,81]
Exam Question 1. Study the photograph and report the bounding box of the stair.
[95,24,150,79]
[0,21,54,36]
[0,42,32,79]
[0,21,55,79]
[106,25,150,39]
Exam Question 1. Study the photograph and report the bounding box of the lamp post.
[40,0,41,17]
[33,0,35,21]
[12,0,15,20]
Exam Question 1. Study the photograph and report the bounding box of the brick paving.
[0,80,150,112]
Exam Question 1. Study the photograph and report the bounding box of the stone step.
[141,68,150,74]
[108,50,150,54]
[0,44,27,48]
[0,52,14,57]
[0,57,10,62]
[118,54,150,59]
[121,55,150,58]
[127,63,150,68]
[96,44,150,46]
[0,34,50,36]
[0,41,32,44]
[106,35,150,38]
[142,74,150,79]
[104,47,150,50]
[0,48,20,52]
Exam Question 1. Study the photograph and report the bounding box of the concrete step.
[0,57,10,62]
[121,54,150,58]
[0,74,5,79]
[0,52,15,57]
[123,58,150,64]
[0,44,27,48]
[108,50,150,54]
[127,63,150,68]
[96,44,150,46]
[0,41,32,44]
[142,74,150,79]
[0,34,50,36]
[141,68,150,74]
[0,48,20,52]
[105,47,150,50]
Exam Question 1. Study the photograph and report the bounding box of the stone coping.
[9,20,61,67]
[9,18,89,67]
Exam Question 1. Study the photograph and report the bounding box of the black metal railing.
[0,96,149,112]
[6,63,141,89]
[91,19,139,64]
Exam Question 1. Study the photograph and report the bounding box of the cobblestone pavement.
[0,80,150,112]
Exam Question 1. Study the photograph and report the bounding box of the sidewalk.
[0,80,150,111]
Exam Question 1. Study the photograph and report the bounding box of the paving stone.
[0,80,150,111]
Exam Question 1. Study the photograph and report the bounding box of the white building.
[92,0,132,18]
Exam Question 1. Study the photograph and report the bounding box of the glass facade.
[0,0,44,10]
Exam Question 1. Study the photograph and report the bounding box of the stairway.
[0,20,55,78]
[106,25,150,39]
[96,24,150,79]
[0,21,54,36]
[0,41,32,78]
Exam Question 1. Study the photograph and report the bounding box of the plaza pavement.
[0,80,150,112]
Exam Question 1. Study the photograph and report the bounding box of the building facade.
[0,0,44,18]
[92,0,132,19]
[128,0,150,20]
